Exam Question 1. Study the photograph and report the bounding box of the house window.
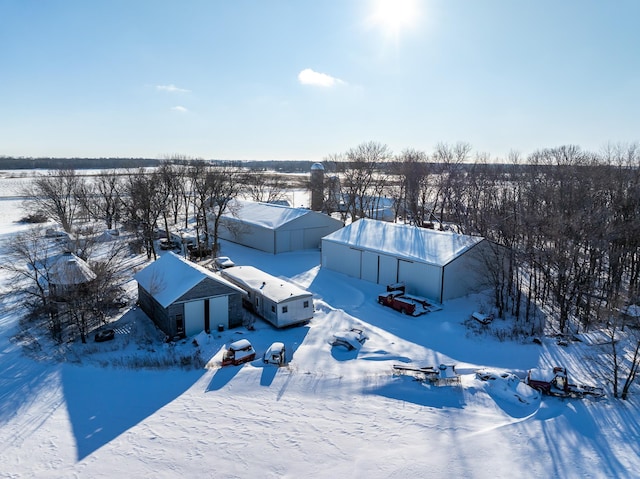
[303,301,309,308]
[282,306,288,313]
[176,314,184,333]
[272,305,276,313]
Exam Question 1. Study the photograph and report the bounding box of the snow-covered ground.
[0,177,638,478]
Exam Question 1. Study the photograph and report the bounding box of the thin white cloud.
[298,68,345,87]
[156,84,190,93]
[171,105,188,113]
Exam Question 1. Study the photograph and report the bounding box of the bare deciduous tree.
[76,170,123,230]
[23,169,81,233]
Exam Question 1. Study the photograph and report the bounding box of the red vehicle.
[378,292,418,315]
[221,339,256,366]
[378,291,434,316]
[525,366,604,398]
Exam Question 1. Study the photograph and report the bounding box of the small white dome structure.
[50,252,96,287]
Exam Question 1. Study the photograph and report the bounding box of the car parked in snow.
[221,339,256,366]
[214,256,235,269]
[94,329,115,342]
[159,238,179,250]
[331,328,367,350]
[263,342,286,366]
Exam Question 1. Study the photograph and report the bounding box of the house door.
[184,300,205,337]
[209,296,229,329]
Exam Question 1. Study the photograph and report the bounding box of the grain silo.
[310,162,325,211]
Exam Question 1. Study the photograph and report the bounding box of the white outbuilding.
[321,219,492,303]
[216,200,343,254]
[220,265,314,328]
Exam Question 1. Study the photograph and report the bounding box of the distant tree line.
[0,156,320,173]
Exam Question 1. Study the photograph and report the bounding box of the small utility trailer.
[393,363,461,386]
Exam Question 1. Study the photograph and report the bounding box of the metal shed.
[321,219,491,303]
[216,200,343,254]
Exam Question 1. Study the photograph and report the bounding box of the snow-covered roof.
[322,218,484,266]
[221,199,314,230]
[134,252,243,308]
[221,265,312,303]
[49,252,97,285]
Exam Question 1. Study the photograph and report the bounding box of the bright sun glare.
[369,0,421,38]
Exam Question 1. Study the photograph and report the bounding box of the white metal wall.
[361,250,379,283]
[209,295,229,329]
[442,242,487,300]
[378,254,399,286]
[397,260,442,302]
[275,296,314,327]
[321,241,362,277]
[184,300,204,336]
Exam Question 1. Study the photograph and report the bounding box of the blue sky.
[1,0,639,161]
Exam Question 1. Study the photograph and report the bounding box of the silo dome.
[311,162,325,171]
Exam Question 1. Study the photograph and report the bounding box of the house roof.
[220,199,322,230]
[49,252,97,285]
[221,265,312,303]
[134,252,243,308]
[321,218,484,267]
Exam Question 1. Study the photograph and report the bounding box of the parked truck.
[377,283,441,316]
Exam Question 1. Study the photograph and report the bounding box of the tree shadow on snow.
[532,398,637,478]
[364,376,466,409]
[62,365,203,461]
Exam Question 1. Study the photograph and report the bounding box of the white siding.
[276,296,314,327]
[322,241,361,278]
[184,300,204,336]
[209,295,229,329]
[290,229,304,250]
[361,250,379,283]
[275,231,290,253]
[378,254,398,286]
[397,260,442,302]
[219,221,276,254]
[442,243,488,300]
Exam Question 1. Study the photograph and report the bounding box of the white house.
[220,265,314,328]
[216,200,343,254]
[321,219,492,303]
[134,252,245,338]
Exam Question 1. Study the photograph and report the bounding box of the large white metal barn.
[216,200,343,254]
[321,219,491,303]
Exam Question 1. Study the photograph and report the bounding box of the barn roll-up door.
[184,300,205,336]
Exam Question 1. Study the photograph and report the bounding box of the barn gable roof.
[134,252,243,308]
[221,200,324,230]
[322,218,484,267]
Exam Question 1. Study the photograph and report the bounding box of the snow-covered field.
[0,174,638,478]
